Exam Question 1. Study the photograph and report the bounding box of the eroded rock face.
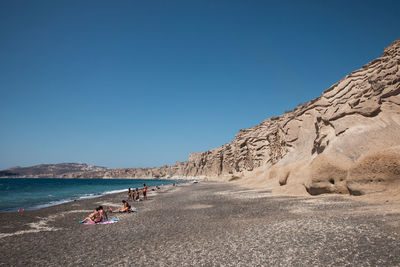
[166,38,400,196]
[168,39,400,182]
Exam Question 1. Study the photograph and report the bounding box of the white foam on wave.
[103,189,127,195]
[30,199,76,210]
[77,193,98,200]
[22,189,127,211]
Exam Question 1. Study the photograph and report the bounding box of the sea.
[0,178,177,212]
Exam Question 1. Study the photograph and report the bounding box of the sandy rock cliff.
[167,38,400,196]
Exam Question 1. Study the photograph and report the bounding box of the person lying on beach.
[80,207,101,223]
[108,200,133,213]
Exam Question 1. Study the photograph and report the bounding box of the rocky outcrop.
[346,148,400,195]
[305,154,352,195]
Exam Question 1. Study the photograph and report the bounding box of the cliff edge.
[168,38,400,198]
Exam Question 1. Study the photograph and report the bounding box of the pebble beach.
[0,182,399,266]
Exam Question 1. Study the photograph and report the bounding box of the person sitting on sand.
[109,200,133,213]
[81,207,101,223]
[98,206,108,221]
[128,188,132,200]
[131,189,136,200]
[134,188,140,201]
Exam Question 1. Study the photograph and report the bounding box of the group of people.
[127,184,148,201]
[80,183,155,224]
[81,200,134,223]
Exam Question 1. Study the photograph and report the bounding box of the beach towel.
[111,209,139,213]
[79,218,120,225]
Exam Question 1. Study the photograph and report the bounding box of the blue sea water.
[0,178,176,212]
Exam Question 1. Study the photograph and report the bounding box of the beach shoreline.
[0,178,181,213]
[0,181,399,266]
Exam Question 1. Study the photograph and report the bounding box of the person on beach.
[142,184,147,200]
[80,207,101,223]
[128,188,132,200]
[98,206,108,221]
[134,188,140,201]
[131,189,134,200]
[109,200,133,213]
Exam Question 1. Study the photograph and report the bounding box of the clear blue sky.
[0,0,399,169]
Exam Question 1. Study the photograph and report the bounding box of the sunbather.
[80,207,101,223]
[98,206,108,221]
[109,200,133,213]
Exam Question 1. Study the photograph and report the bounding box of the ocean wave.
[26,189,127,211]
[76,193,98,200]
[30,199,76,210]
[102,189,127,195]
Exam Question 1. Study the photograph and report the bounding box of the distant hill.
[0,163,109,178]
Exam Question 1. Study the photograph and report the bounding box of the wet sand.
[0,182,399,266]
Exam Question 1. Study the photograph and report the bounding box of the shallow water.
[0,178,176,212]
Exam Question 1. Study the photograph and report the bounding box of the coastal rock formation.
[170,38,400,196]
[2,39,400,198]
[346,148,400,195]
[304,154,352,195]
